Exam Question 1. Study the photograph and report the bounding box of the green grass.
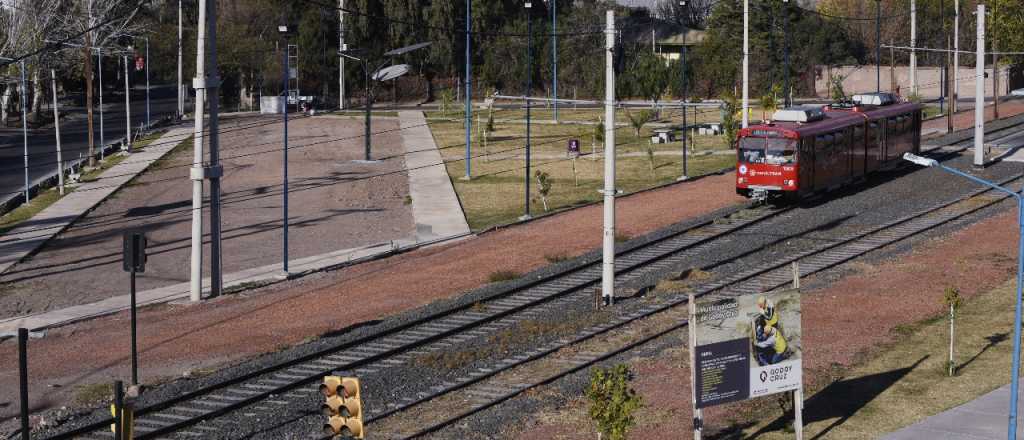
[0,188,65,235]
[429,110,735,231]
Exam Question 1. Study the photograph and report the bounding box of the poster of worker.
[693,289,802,408]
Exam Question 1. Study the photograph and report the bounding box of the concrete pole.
[207,0,223,297]
[20,61,28,204]
[123,55,131,149]
[953,0,959,113]
[51,69,64,196]
[910,0,917,96]
[741,0,748,128]
[178,0,184,118]
[602,10,616,306]
[283,43,290,274]
[190,0,210,302]
[339,0,345,109]
[992,1,999,120]
[875,0,881,93]
[523,2,532,220]
[464,0,472,179]
[974,4,985,168]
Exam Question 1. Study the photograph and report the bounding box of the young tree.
[943,286,963,376]
[534,170,551,211]
[720,89,740,149]
[760,83,781,122]
[586,364,642,440]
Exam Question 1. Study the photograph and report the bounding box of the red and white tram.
[735,93,923,201]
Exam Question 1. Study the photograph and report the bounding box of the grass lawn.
[746,278,1020,439]
[426,105,737,127]
[428,106,736,230]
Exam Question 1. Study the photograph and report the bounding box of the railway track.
[38,202,793,440]
[368,172,1024,439]
[36,136,1022,439]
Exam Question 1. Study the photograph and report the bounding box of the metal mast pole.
[339,0,345,109]
[680,2,688,181]
[51,69,65,196]
[178,0,184,118]
[524,1,533,220]
[602,9,616,306]
[20,61,28,204]
[910,0,917,96]
[123,55,131,149]
[783,0,790,106]
[953,0,959,112]
[145,37,150,127]
[741,0,748,128]
[973,4,984,168]
[464,0,472,179]
[189,0,210,302]
[207,0,223,297]
[99,49,105,160]
[875,0,881,93]
[283,43,290,273]
[552,0,557,122]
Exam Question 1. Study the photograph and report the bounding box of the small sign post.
[123,232,147,387]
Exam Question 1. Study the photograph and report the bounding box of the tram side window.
[854,126,865,144]
[869,123,880,147]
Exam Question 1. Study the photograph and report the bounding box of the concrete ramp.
[398,111,471,242]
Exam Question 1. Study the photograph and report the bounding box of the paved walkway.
[883,383,1024,439]
[398,110,471,242]
[0,124,194,276]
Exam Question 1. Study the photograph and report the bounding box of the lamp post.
[875,0,881,93]
[279,24,292,274]
[522,0,534,221]
[679,0,689,181]
[783,0,790,107]
[904,152,1024,440]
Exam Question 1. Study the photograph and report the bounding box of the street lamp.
[904,152,1024,440]
[279,24,293,274]
[522,0,534,221]
[340,41,430,162]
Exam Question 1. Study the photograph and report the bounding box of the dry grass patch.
[488,270,521,283]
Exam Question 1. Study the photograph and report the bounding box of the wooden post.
[794,386,804,439]
[689,293,702,440]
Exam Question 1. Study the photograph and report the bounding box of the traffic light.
[321,376,363,439]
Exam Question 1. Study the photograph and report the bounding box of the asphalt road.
[0,84,181,204]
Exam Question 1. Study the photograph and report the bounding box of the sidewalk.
[883,383,1024,439]
[0,124,194,276]
[398,111,471,242]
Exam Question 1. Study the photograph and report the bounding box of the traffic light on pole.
[321,376,363,439]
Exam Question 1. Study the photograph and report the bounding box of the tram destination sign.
[692,289,802,408]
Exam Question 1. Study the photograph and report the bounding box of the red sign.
[135,56,145,71]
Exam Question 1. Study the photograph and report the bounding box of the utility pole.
[974,4,985,168]
[190,0,209,302]
[953,0,959,113]
[51,69,65,196]
[19,61,28,204]
[602,9,616,306]
[875,0,881,93]
[339,0,345,109]
[522,1,533,221]
[992,1,999,120]
[910,0,917,96]
[889,40,896,93]
[123,55,131,149]
[679,0,688,181]
[741,0,748,128]
[207,0,224,297]
[178,0,184,118]
[282,35,291,274]
[145,37,150,127]
[551,0,557,122]
[783,0,790,106]
[464,0,472,179]
[947,34,953,133]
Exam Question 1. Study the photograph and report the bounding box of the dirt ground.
[0,115,414,318]
[511,203,1022,439]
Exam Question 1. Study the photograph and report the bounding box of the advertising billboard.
[692,289,802,408]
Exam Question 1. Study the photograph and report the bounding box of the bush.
[586,364,642,440]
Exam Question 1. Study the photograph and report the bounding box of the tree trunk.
[31,65,44,123]
[84,42,96,167]
[1,83,11,126]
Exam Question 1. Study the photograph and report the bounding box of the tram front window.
[765,138,796,164]
[739,137,767,163]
